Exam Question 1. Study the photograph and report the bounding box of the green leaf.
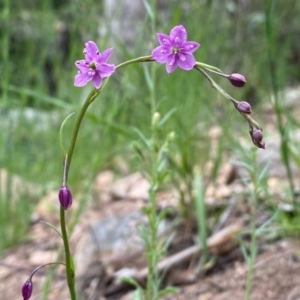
[120,276,141,289]
[8,85,72,109]
[158,108,177,128]
[133,287,145,300]
[142,0,154,21]
[59,112,75,156]
[40,220,63,239]
[133,127,151,149]
[155,286,178,299]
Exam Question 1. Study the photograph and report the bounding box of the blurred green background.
[0,0,300,251]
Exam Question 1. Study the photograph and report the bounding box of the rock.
[35,191,60,219]
[74,205,172,298]
[29,250,57,266]
[94,170,115,192]
[110,172,149,200]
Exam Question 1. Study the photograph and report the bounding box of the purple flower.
[58,186,73,210]
[74,41,115,89]
[21,280,33,300]
[152,25,200,73]
[228,73,246,88]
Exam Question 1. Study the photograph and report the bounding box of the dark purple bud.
[229,73,246,87]
[250,129,265,149]
[21,280,33,300]
[237,101,251,114]
[58,186,72,210]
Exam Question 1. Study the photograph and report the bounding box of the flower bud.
[229,73,246,87]
[151,112,161,129]
[21,280,33,300]
[58,186,73,210]
[250,129,265,149]
[237,101,251,114]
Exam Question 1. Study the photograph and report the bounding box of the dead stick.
[105,224,242,295]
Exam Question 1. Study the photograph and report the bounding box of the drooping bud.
[229,73,246,87]
[21,280,33,300]
[250,129,265,149]
[237,101,251,114]
[58,186,73,210]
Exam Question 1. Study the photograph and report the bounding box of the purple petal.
[98,63,115,77]
[177,53,196,70]
[152,46,172,63]
[97,48,113,63]
[74,72,92,87]
[75,60,90,71]
[92,72,103,89]
[84,41,99,62]
[181,41,200,53]
[170,25,187,46]
[166,54,178,73]
[157,33,171,46]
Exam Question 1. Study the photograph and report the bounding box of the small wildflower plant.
[22,25,264,300]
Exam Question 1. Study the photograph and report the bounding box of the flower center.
[89,62,96,69]
[172,47,179,54]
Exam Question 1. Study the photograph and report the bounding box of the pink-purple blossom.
[74,41,115,89]
[152,25,200,74]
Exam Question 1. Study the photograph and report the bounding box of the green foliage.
[0,172,35,252]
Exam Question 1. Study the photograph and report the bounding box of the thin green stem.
[194,66,262,130]
[116,56,154,71]
[145,5,160,296]
[245,207,258,300]
[60,206,77,300]
[264,0,296,205]
[66,88,96,177]
[194,61,223,73]
[194,173,208,270]
[29,262,66,279]
[245,150,259,300]
[146,124,159,300]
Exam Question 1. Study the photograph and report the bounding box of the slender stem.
[146,5,160,296]
[66,88,97,177]
[245,150,259,300]
[245,206,258,300]
[60,206,77,300]
[146,118,159,300]
[194,61,223,73]
[194,66,262,130]
[203,68,228,78]
[195,173,208,271]
[116,55,154,71]
[264,0,295,205]
[29,262,66,280]
[194,66,238,104]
